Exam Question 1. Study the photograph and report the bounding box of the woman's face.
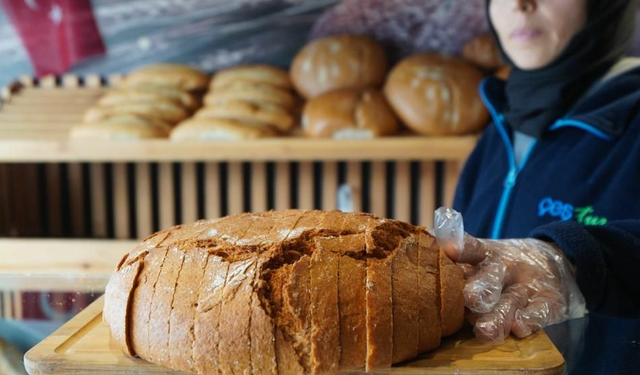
[489,0,588,70]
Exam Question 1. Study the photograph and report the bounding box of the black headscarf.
[487,0,636,138]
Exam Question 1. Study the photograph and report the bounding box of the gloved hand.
[433,207,587,343]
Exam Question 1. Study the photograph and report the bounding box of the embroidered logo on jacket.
[537,197,608,226]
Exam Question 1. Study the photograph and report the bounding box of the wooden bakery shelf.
[0,74,477,163]
[0,75,478,239]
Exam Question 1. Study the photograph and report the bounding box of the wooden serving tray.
[25,297,565,375]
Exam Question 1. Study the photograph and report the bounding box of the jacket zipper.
[479,81,537,239]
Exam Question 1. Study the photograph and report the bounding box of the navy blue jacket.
[453,67,640,317]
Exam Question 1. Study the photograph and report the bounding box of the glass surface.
[0,274,108,353]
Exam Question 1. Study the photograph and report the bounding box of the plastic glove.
[433,207,586,343]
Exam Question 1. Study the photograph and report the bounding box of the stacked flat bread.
[171,65,299,140]
[71,64,209,140]
[104,210,465,375]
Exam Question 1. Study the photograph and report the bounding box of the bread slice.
[364,256,393,371]
[103,256,143,357]
[417,232,441,353]
[218,258,258,375]
[168,248,209,372]
[250,262,278,375]
[439,249,465,337]
[391,236,419,363]
[337,233,367,370]
[130,247,169,359]
[310,236,341,374]
[147,246,186,366]
[193,256,229,375]
[276,327,305,375]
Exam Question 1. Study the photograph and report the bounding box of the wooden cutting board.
[24,296,565,375]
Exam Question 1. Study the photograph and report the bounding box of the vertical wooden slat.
[0,165,8,236]
[158,163,175,230]
[275,162,290,211]
[68,163,85,236]
[12,291,22,320]
[61,74,79,88]
[205,163,221,219]
[136,163,153,239]
[394,161,411,223]
[444,161,462,208]
[181,162,199,223]
[298,162,314,211]
[2,291,10,319]
[420,162,437,229]
[39,75,57,88]
[371,162,386,218]
[113,163,129,239]
[321,162,338,211]
[46,164,63,236]
[90,164,108,238]
[19,75,35,87]
[228,162,243,215]
[251,162,268,213]
[84,74,102,88]
[347,161,362,213]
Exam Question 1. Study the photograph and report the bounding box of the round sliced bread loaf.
[103,210,464,375]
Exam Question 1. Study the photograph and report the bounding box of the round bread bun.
[170,118,278,141]
[211,65,292,91]
[302,89,398,139]
[195,101,295,133]
[83,100,190,124]
[70,114,171,140]
[384,53,489,136]
[121,64,210,92]
[462,34,504,70]
[99,86,200,111]
[204,81,297,111]
[291,34,388,99]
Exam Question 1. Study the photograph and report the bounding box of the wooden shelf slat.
[0,137,477,163]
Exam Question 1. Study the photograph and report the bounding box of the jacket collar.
[480,63,640,140]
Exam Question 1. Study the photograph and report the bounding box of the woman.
[434,0,640,343]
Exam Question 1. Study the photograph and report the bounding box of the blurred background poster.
[0,0,639,88]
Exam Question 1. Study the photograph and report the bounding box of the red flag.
[1,0,105,76]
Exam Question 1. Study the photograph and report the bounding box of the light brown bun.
[302,89,399,139]
[103,210,464,374]
[83,100,189,124]
[99,86,200,111]
[384,53,489,136]
[291,34,388,99]
[495,65,511,80]
[211,64,292,91]
[204,81,297,111]
[121,64,210,92]
[195,100,295,133]
[462,34,504,70]
[170,118,278,141]
[70,114,171,140]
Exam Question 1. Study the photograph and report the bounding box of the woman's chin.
[506,48,557,70]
